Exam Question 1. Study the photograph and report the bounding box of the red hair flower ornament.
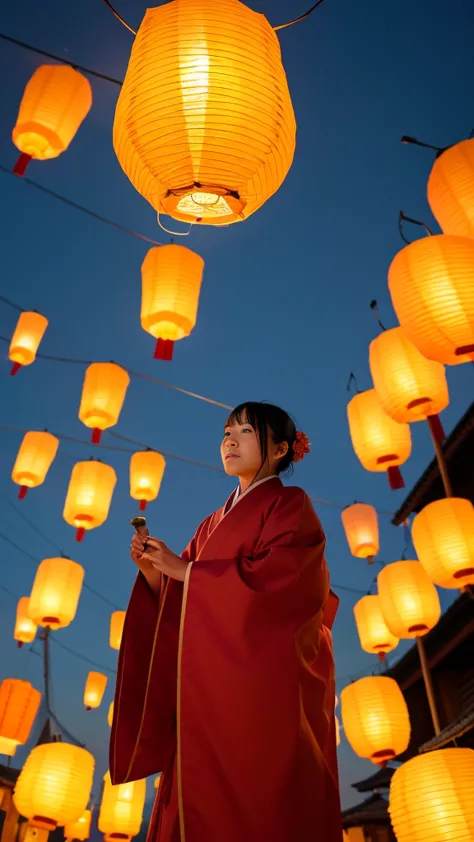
[292,431,311,463]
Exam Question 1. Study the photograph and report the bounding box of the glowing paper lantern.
[389,748,474,842]
[347,389,412,489]
[13,742,95,830]
[8,311,48,375]
[12,65,92,176]
[110,611,126,651]
[64,809,92,842]
[98,772,146,839]
[0,679,41,757]
[63,460,117,541]
[79,363,130,444]
[369,327,449,441]
[412,498,474,589]
[113,0,296,227]
[141,245,204,360]
[388,234,474,365]
[107,702,114,728]
[11,431,59,499]
[340,676,410,765]
[83,672,107,711]
[14,597,37,648]
[29,557,84,630]
[341,503,379,562]
[377,560,441,639]
[353,595,399,660]
[130,450,166,510]
[427,139,474,239]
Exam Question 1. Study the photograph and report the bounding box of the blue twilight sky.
[1,0,473,815]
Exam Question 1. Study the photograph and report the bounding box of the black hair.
[224,401,297,475]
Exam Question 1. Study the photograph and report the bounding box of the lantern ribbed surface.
[428,139,474,239]
[353,595,399,658]
[130,451,166,508]
[13,742,95,828]
[369,327,449,423]
[83,672,107,710]
[342,503,379,559]
[412,498,474,589]
[11,431,59,492]
[12,65,92,161]
[79,363,130,433]
[377,560,441,639]
[9,312,48,367]
[63,460,117,536]
[98,772,146,838]
[109,611,126,651]
[389,748,474,842]
[29,558,84,630]
[0,679,41,749]
[388,235,474,365]
[64,809,92,841]
[14,597,37,646]
[347,389,412,472]
[340,676,410,764]
[141,245,204,343]
[113,0,296,226]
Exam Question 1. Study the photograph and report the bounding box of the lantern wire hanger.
[101,0,327,36]
[369,300,387,332]
[346,372,361,395]
[398,210,433,246]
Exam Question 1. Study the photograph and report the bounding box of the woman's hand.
[130,533,162,595]
[141,537,189,583]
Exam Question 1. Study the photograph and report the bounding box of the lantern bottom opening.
[371,749,396,764]
[9,347,34,366]
[454,567,474,581]
[355,543,378,559]
[409,624,429,634]
[41,616,61,629]
[161,185,246,226]
[31,817,58,831]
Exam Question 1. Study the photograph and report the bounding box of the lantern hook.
[401,135,447,158]
[398,211,433,245]
[346,372,361,395]
[157,212,192,238]
[370,300,387,332]
[102,0,137,34]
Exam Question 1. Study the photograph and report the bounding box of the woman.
[110,402,342,842]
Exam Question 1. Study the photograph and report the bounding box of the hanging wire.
[273,0,327,31]
[346,372,361,395]
[102,0,137,34]
[400,135,446,155]
[370,300,387,332]
[0,32,123,85]
[51,637,117,675]
[0,165,164,247]
[398,210,433,245]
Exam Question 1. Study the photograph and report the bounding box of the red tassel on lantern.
[427,414,445,445]
[13,152,32,177]
[91,428,102,445]
[154,339,174,361]
[387,466,405,490]
[18,486,28,500]
[76,527,86,542]
[139,500,147,511]
[10,362,22,376]
[17,641,24,649]
[378,651,386,662]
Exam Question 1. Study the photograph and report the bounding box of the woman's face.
[221,415,288,480]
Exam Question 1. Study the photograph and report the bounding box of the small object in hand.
[131,516,149,552]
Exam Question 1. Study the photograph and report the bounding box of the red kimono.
[110,477,342,842]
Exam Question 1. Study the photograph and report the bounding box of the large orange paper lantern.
[388,234,474,365]
[65,809,92,842]
[98,773,146,839]
[347,389,412,489]
[389,748,474,842]
[340,676,410,765]
[63,460,117,541]
[353,595,399,660]
[11,431,59,499]
[412,498,474,589]
[14,597,37,648]
[377,560,441,639]
[79,363,130,444]
[12,65,92,176]
[0,679,41,757]
[130,450,166,510]
[13,742,95,830]
[113,0,296,227]
[341,503,379,562]
[141,245,204,360]
[29,557,84,630]
[8,311,48,375]
[109,611,126,651]
[83,672,107,711]
[369,327,449,440]
[427,139,474,239]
